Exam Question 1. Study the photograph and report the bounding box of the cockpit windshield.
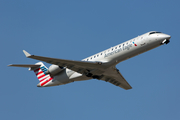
[149,31,162,35]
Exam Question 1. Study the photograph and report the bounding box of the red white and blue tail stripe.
[34,62,53,87]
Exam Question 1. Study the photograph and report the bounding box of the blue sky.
[1,0,180,120]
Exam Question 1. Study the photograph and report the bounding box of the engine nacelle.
[45,65,64,76]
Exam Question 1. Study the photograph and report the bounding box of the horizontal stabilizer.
[8,64,41,68]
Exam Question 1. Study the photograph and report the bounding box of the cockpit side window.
[149,32,155,35]
[156,32,162,33]
[149,31,162,35]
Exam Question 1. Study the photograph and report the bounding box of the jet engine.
[45,65,64,76]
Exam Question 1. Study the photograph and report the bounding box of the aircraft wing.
[100,67,132,90]
[22,50,132,90]
[22,50,107,75]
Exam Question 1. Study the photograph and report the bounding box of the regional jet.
[8,31,171,90]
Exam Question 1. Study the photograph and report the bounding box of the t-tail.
[8,62,53,87]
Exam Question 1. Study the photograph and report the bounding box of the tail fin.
[8,62,53,87]
[33,62,53,87]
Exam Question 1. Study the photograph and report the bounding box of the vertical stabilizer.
[33,62,53,87]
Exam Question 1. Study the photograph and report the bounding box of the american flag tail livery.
[32,62,53,87]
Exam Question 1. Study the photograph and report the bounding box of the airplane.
[8,31,171,90]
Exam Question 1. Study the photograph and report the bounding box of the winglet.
[23,50,31,57]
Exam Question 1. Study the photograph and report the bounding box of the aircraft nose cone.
[163,34,171,40]
[165,34,171,40]
[161,34,171,44]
